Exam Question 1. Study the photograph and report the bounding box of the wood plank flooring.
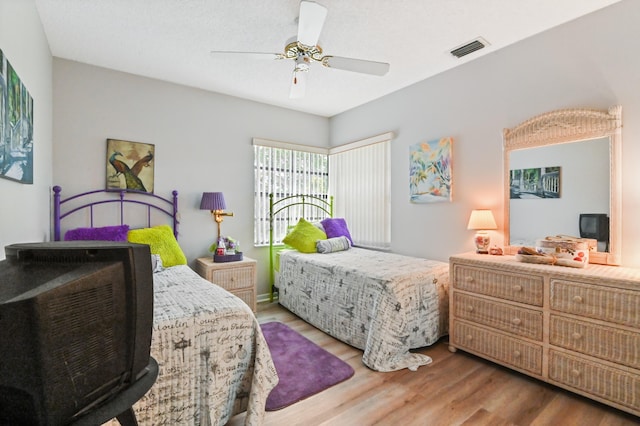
[228,302,640,426]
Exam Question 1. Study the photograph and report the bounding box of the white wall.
[0,0,53,259]
[51,59,329,293]
[330,0,640,268]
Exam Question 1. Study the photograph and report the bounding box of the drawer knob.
[466,335,473,341]
[467,305,474,312]
[513,350,521,358]
[571,369,581,377]
[572,332,582,340]
[513,284,523,292]
[230,277,236,282]
[573,295,583,303]
[465,276,474,283]
[512,318,522,326]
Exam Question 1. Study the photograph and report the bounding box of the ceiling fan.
[210,1,390,99]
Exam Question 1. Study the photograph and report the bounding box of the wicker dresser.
[449,253,640,417]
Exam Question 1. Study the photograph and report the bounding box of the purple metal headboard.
[53,186,179,241]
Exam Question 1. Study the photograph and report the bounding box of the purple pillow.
[320,218,353,245]
[64,225,130,241]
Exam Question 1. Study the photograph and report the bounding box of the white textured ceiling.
[35,0,622,117]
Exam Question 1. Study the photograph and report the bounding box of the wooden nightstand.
[195,256,257,312]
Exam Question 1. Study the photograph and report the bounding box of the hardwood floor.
[229,302,640,426]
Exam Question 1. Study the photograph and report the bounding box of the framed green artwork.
[510,166,560,199]
[0,48,34,184]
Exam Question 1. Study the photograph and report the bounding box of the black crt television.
[579,213,610,242]
[0,241,154,426]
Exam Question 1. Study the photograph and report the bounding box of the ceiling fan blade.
[289,69,308,99]
[297,1,327,47]
[322,56,390,76]
[210,51,284,61]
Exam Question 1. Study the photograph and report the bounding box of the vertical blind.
[253,139,328,246]
[329,133,392,250]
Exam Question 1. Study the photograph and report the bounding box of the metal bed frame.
[268,193,333,301]
[52,186,179,241]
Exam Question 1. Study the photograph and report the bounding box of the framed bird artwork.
[106,139,155,193]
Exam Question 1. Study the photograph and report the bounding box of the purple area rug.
[260,321,355,411]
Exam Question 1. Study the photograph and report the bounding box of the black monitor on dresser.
[579,213,609,250]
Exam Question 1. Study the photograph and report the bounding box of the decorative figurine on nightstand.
[215,236,226,256]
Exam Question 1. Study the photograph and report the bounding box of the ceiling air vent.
[450,37,489,58]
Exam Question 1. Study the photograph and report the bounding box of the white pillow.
[316,236,351,253]
[151,253,164,273]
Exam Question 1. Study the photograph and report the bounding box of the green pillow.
[128,225,187,267]
[282,218,327,253]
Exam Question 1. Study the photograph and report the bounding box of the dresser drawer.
[452,321,543,375]
[550,315,640,370]
[453,293,543,341]
[549,350,640,412]
[550,279,640,328]
[210,266,255,291]
[452,265,543,306]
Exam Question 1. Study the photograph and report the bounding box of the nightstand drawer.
[452,265,543,306]
[211,266,254,291]
[453,293,543,341]
[231,288,256,312]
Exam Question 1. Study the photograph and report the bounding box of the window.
[329,132,392,250]
[253,139,328,246]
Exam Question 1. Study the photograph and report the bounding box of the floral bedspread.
[277,248,449,372]
[105,265,278,426]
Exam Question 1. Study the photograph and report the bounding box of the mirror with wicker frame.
[503,106,622,265]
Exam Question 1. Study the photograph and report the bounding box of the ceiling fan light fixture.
[294,56,310,72]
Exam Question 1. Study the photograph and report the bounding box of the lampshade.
[467,209,497,230]
[200,192,226,211]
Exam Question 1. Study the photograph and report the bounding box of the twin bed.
[269,194,450,372]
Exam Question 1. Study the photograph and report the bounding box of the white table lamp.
[467,209,497,254]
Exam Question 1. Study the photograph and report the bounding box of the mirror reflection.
[509,137,610,251]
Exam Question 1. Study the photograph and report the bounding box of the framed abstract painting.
[106,139,155,193]
[410,137,453,203]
